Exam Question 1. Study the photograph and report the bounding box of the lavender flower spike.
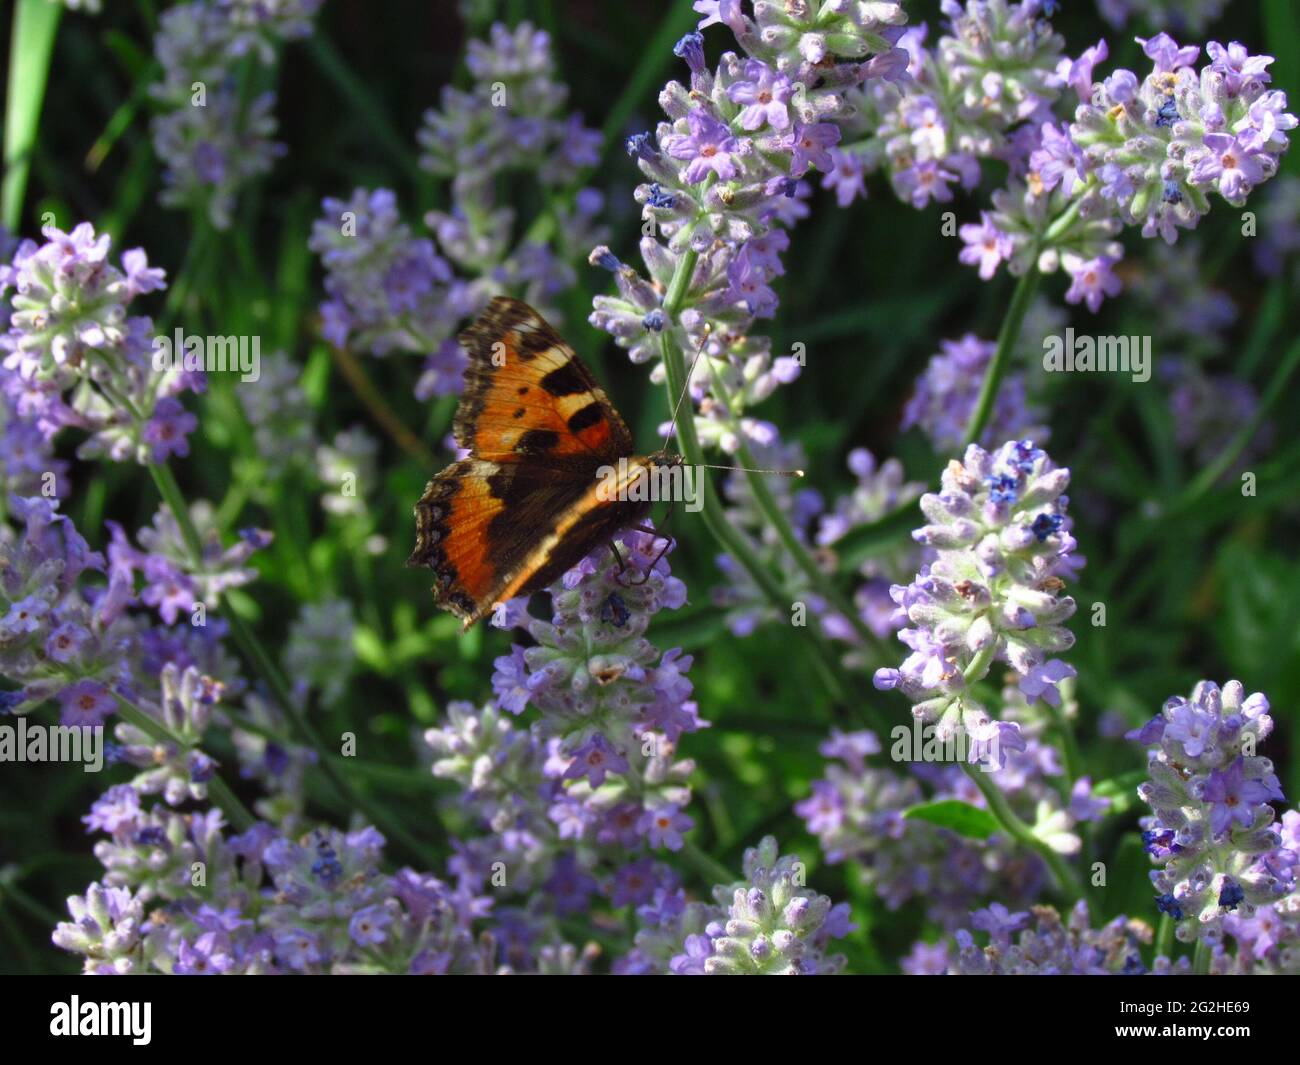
[875,440,1078,753]
[1130,680,1290,944]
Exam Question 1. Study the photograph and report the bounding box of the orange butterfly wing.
[409,298,647,628]
[454,296,633,464]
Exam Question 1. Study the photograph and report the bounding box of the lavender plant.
[150,0,322,229]
[311,21,605,400]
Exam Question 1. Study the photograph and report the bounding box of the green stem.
[704,357,889,658]
[0,879,63,929]
[961,762,1084,905]
[658,250,851,706]
[1046,696,1081,788]
[679,840,736,888]
[114,694,255,831]
[963,266,1041,446]
[145,461,435,864]
[1193,936,1211,974]
[1175,334,1300,509]
[1155,912,1174,961]
[304,35,421,179]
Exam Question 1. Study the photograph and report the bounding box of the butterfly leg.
[619,516,676,586]
[608,541,627,577]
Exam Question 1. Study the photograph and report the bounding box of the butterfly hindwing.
[408,458,589,624]
[455,296,633,467]
[409,457,654,627]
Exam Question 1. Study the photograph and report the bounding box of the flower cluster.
[427,700,685,966]
[591,2,909,453]
[902,334,1051,453]
[944,900,1186,974]
[488,528,704,854]
[839,2,1296,311]
[973,31,1294,307]
[874,440,1079,751]
[798,687,1105,932]
[1,223,193,465]
[1096,0,1227,36]
[839,0,1069,210]
[1,386,67,501]
[313,22,605,400]
[57,800,500,974]
[1070,37,1294,238]
[624,834,853,974]
[106,501,270,626]
[796,728,1041,928]
[309,188,466,386]
[0,497,127,721]
[108,663,221,805]
[150,0,322,228]
[420,21,604,314]
[1129,680,1293,945]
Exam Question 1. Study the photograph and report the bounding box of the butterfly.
[407,296,682,629]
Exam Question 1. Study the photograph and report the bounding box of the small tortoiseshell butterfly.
[407,296,681,628]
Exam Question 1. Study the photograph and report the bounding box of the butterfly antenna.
[662,324,712,452]
[697,463,805,478]
[661,325,803,478]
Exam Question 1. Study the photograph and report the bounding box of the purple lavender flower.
[903,335,1050,452]
[1,224,198,465]
[685,836,852,975]
[875,441,1079,747]
[149,2,320,228]
[1130,680,1290,943]
[665,110,741,183]
[950,900,1183,974]
[727,59,794,131]
[591,5,905,456]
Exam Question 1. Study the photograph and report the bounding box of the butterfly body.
[408,297,680,629]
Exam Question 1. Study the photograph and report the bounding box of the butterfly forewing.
[454,296,633,467]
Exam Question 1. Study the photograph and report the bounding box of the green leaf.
[304,34,421,179]
[903,799,999,840]
[352,625,390,671]
[3,0,62,230]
